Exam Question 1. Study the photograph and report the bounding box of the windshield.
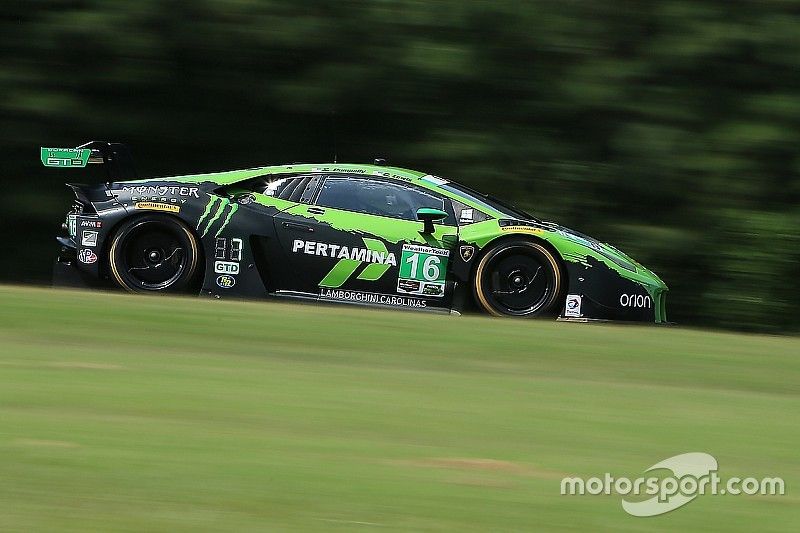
[439,181,537,220]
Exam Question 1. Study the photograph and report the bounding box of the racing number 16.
[404,252,441,281]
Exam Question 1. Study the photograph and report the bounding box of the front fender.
[459,219,668,322]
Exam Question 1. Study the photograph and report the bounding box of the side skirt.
[271,290,453,314]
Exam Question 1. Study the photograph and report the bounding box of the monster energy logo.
[197,197,238,238]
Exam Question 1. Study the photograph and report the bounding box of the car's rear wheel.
[108,214,200,293]
[473,239,563,317]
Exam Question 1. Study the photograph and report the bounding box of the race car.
[47,142,668,322]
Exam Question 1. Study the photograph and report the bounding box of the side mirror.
[416,208,448,234]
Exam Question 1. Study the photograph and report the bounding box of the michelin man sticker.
[397,244,449,298]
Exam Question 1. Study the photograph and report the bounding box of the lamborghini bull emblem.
[459,245,475,262]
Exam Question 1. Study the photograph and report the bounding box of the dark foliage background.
[2,0,798,332]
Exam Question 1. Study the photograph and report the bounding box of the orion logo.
[620,293,651,309]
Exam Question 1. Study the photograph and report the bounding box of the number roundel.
[397,244,449,299]
[406,253,441,281]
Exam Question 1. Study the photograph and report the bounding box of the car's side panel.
[91,181,292,298]
[194,192,300,298]
[273,204,459,311]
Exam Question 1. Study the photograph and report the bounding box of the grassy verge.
[0,285,798,531]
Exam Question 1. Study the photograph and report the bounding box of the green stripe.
[215,204,239,237]
[356,238,391,281]
[197,197,219,230]
[319,259,361,288]
[202,199,229,238]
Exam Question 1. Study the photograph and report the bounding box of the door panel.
[273,204,458,310]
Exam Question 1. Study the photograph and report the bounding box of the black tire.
[473,239,563,317]
[108,214,201,293]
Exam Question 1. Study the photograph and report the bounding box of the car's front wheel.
[108,214,201,293]
[473,239,563,317]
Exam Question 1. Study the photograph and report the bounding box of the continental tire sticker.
[397,244,448,298]
[501,225,544,235]
[135,202,180,213]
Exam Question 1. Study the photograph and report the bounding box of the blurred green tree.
[1,0,798,332]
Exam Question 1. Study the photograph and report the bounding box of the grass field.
[0,285,798,531]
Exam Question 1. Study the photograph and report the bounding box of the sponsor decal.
[459,245,475,262]
[135,202,180,213]
[459,208,474,223]
[80,219,102,228]
[620,293,651,309]
[501,225,544,235]
[216,274,236,289]
[564,294,582,317]
[81,230,98,247]
[40,147,91,168]
[214,261,240,275]
[319,288,427,308]
[121,186,200,205]
[397,244,449,298]
[293,239,397,265]
[422,283,444,297]
[293,237,395,289]
[78,249,97,264]
[397,279,421,294]
[197,197,238,238]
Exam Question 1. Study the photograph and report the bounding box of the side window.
[452,199,490,226]
[259,175,319,203]
[316,177,450,222]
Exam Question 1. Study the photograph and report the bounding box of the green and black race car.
[48,142,668,322]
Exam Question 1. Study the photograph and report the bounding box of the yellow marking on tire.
[474,241,562,317]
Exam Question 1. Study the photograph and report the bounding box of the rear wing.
[40,141,137,180]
